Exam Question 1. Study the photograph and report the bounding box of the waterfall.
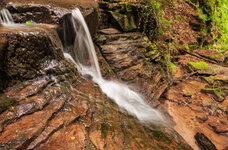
[0,7,164,123]
[0,9,14,25]
[64,8,164,123]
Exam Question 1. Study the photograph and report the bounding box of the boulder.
[6,4,70,24]
[108,11,137,32]
[0,25,68,88]
[99,2,139,32]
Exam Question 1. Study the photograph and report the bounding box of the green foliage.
[185,44,190,52]
[165,54,176,75]
[190,0,228,51]
[25,20,32,25]
[203,76,215,84]
[188,61,209,70]
[187,61,216,75]
[139,0,165,38]
[202,87,225,100]
[169,62,177,73]
[176,16,185,21]
[208,0,228,51]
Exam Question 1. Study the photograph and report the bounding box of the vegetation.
[187,0,228,52]
[187,62,216,75]
[25,20,32,25]
[202,87,225,101]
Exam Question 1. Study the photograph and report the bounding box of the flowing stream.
[1,7,164,123]
[64,9,164,123]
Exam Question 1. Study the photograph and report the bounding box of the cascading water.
[64,8,164,123]
[0,9,14,25]
[1,6,164,123]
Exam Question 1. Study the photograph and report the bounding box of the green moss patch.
[201,88,225,102]
[187,62,216,75]
[203,76,215,84]
[25,20,32,25]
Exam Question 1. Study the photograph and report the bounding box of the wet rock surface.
[0,27,192,149]
[3,0,98,9]
[3,0,98,38]
[0,72,192,150]
[0,25,65,88]
[6,4,70,24]
[96,28,168,105]
[0,11,192,149]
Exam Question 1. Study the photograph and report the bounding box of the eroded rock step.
[97,28,168,105]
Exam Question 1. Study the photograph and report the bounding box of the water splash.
[64,8,164,123]
[0,9,14,25]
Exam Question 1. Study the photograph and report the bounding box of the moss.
[176,16,185,21]
[188,62,208,69]
[146,50,160,61]
[190,0,228,51]
[25,21,32,25]
[187,62,216,75]
[203,76,215,84]
[185,44,190,52]
[169,62,177,74]
[202,87,225,101]
[0,96,17,113]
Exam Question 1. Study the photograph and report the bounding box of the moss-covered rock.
[99,1,139,32]
[0,96,16,113]
[108,10,137,32]
[201,88,226,102]
[203,76,215,85]
[187,62,216,75]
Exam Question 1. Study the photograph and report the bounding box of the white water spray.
[65,8,164,123]
[0,9,14,25]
